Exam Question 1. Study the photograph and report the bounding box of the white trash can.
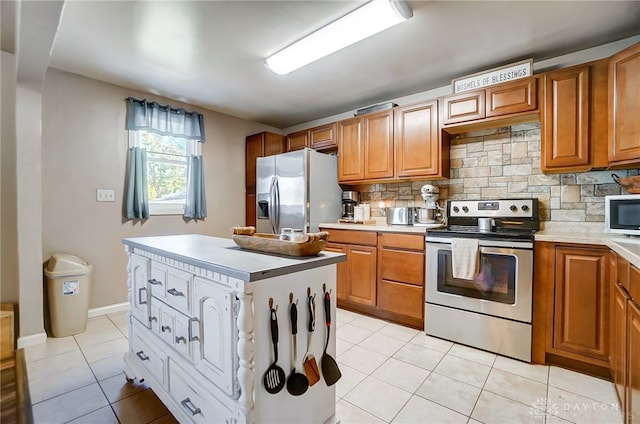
[44,253,93,337]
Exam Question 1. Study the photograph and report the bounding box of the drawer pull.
[136,350,150,361]
[161,325,171,333]
[175,336,187,344]
[188,317,200,342]
[138,287,147,305]
[149,316,158,323]
[180,397,201,416]
[148,278,162,286]
[167,288,184,297]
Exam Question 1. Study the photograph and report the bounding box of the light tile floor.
[334,309,623,424]
[25,311,175,424]
[24,309,623,424]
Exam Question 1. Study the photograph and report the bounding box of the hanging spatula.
[321,286,342,386]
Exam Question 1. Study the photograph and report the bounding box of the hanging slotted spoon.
[263,299,285,394]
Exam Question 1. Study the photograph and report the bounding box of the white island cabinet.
[122,234,345,424]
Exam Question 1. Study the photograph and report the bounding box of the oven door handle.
[428,244,525,256]
[478,246,516,256]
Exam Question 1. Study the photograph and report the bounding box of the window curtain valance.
[126,97,206,142]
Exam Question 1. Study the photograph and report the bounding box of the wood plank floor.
[1,350,32,424]
[1,355,17,423]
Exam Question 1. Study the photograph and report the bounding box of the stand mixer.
[414,184,446,226]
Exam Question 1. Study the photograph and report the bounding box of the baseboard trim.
[17,332,47,349]
[88,302,129,318]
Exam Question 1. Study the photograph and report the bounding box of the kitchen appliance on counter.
[386,207,416,225]
[425,198,539,362]
[341,191,359,219]
[415,184,445,226]
[256,148,342,234]
[605,194,640,236]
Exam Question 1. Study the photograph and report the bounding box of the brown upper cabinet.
[245,131,285,226]
[364,109,395,180]
[337,116,365,181]
[441,77,538,132]
[338,110,394,182]
[285,122,338,152]
[310,123,338,151]
[441,90,485,125]
[609,42,640,167]
[540,59,608,173]
[395,101,450,179]
[285,129,308,151]
[338,103,449,183]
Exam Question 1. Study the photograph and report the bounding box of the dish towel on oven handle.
[451,238,480,280]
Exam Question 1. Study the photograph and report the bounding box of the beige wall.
[41,68,279,309]
[16,84,46,339]
[1,51,19,304]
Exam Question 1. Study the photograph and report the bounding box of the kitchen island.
[122,234,345,424]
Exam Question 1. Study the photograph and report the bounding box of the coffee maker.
[341,191,358,219]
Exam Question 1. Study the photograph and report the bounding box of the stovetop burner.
[426,198,540,242]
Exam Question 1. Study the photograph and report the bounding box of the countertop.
[318,221,640,267]
[535,229,640,269]
[122,234,345,282]
[319,221,444,234]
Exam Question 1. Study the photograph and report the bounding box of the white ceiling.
[23,1,640,128]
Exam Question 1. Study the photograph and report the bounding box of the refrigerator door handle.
[268,177,276,234]
[273,177,280,232]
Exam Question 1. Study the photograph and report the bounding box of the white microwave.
[605,194,640,236]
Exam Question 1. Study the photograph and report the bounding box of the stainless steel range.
[425,198,539,362]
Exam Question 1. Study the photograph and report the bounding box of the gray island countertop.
[122,234,345,282]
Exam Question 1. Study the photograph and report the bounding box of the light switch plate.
[96,189,116,202]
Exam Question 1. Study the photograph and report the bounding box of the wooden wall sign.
[452,59,533,93]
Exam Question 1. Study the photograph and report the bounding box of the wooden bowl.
[231,231,329,257]
[612,174,640,194]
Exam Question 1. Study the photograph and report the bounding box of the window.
[124,97,207,220]
[130,131,200,215]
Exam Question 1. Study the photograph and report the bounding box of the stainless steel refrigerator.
[256,148,341,234]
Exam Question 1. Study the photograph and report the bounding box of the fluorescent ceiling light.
[265,0,413,75]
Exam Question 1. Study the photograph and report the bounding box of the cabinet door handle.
[136,350,150,361]
[149,316,158,323]
[175,336,187,344]
[167,288,184,297]
[180,397,201,416]
[138,287,147,305]
[161,325,171,333]
[188,317,200,342]
[148,278,162,285]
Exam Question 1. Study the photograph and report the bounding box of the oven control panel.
[448,199,535,218]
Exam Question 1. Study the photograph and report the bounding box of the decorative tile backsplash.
[354,123,639,224]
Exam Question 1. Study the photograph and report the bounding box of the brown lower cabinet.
[324,230,377,309]
[323,228,425,328]
[533,242,612,377]
[610,254,640,423]
[629,301,640,423]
